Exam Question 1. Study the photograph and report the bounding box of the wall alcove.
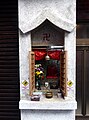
[19,1,77,120]
[29,20,67,99]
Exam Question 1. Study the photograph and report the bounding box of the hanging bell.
[45,55,50,60]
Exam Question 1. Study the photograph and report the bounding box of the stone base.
[19,99,77,110]
[19,99,77,120]
[21,109,75,120]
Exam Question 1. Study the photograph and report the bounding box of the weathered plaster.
[19,31,31,99]
[21,110,75,120]
[18,0,76,33]
[19,0,76,120]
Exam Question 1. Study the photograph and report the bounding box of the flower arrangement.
[35,64,44,89]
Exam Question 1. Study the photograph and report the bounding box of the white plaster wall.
[18,0,76,120]
[19,31,31,99]
[65,28,76,99]
[18,0,76,33]
[21,110,75,120]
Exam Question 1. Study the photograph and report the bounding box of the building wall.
[0,0,89,120]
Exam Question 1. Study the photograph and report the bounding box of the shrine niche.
[29,50,67,98]
[19,0,77,120]
[28,20,67,98]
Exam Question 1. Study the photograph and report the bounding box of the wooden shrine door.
[60,51,67,97]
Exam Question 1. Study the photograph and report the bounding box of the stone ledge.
[19,98,77,110]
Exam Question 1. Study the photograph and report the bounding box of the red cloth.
[34,50,46,60]
[48,50,61,60]
[33,50,61,60]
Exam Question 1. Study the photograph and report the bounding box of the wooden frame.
[29,51,35,96]
[60,51,67,97]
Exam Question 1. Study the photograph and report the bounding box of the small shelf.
[19,97,77,110]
